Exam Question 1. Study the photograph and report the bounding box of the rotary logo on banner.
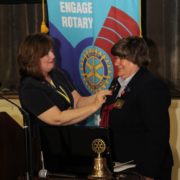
[47,0,141,126]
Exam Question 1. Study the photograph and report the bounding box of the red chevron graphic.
[98,27,121,44]
[108,6,140,36]
[104,18,131,38]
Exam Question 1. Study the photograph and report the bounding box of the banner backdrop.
[47,0,141,126]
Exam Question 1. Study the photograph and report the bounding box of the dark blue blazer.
[104,67,173,178]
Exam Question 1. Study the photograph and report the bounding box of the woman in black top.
[17,33,111,126]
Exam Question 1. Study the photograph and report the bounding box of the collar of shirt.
[117,73,136,97]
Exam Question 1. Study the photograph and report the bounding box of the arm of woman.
[72,90,109,108]
[38,89,111,125]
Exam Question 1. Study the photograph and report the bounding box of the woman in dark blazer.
[100,36,173,180]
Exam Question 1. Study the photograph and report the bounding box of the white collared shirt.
[117,73,135,97]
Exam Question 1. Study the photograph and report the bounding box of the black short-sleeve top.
[19,68,75,117]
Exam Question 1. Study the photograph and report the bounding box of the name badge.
[113,99,125,109]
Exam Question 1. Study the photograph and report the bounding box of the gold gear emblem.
[79,46,113,94]
[91,138,106,154]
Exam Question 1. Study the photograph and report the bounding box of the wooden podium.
[0,112,26,180]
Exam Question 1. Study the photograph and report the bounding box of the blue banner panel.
[47,0,141,126]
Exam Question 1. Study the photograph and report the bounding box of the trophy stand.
[88,138,112,179]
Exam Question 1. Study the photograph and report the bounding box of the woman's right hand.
[94,89,112,108]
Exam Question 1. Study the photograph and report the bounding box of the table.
[18,171,144,180]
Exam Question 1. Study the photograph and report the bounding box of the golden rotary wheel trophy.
[88,138,112,179]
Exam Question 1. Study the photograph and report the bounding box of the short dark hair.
[111,36,151,67]
[17,33,54,79]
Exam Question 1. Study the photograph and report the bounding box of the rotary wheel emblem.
[79,46,113,94]
[91,138,106,154]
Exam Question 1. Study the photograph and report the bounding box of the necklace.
[50,80,71,104]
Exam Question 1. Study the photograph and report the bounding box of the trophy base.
[88,158,113,179]
[88,175,112,180]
